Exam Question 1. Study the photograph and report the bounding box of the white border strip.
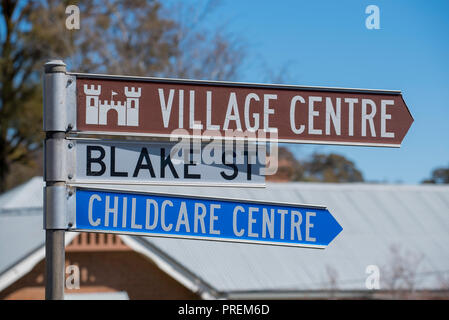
[70,185,327,210]
[70,72,402,95]
[70,229,327,250]
[68,131,402,148]
[70,180,266,188]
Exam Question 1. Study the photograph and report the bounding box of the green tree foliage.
[0,0,244,191]
[304,152,364,183]
[0,0,48,192]
[269,146,305,182]
[422,165,449,184]
[269,147,364,183]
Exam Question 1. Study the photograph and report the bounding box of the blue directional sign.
[71,188,343,248]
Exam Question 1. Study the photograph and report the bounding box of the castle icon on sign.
[84,84,141,126]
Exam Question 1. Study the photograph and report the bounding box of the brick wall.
[0,233,199,300]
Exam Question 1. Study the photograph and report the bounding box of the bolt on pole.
[43,60,68,300]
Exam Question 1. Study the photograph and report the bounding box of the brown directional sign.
[73,73,413,147]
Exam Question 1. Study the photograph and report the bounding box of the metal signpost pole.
[37,59,413,299]
[45,226,65,300]
[43,60,69,300]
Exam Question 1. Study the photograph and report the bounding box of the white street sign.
[67,139,266,187]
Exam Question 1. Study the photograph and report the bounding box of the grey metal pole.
[43,60,68,300]
[45,229,65,300]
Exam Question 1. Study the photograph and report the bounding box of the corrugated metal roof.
[0,208,43,274]
[1,177,448,293]
[85,182,449,292]
[0,177,44,211]
[0,177,45,274]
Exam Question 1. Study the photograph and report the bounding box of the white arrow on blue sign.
[69,187,343,248]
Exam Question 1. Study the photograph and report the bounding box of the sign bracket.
[43,184,71,229]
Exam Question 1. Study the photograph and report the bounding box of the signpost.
[68,187,342,249]
[44,61,67,300]
[67,139,265,186]
[43,59,414,300]
[70,73,414,147]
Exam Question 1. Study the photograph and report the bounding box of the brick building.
[0,232,198,299]
[1,177,449,299]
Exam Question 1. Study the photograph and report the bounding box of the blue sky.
[181,0,449,184]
